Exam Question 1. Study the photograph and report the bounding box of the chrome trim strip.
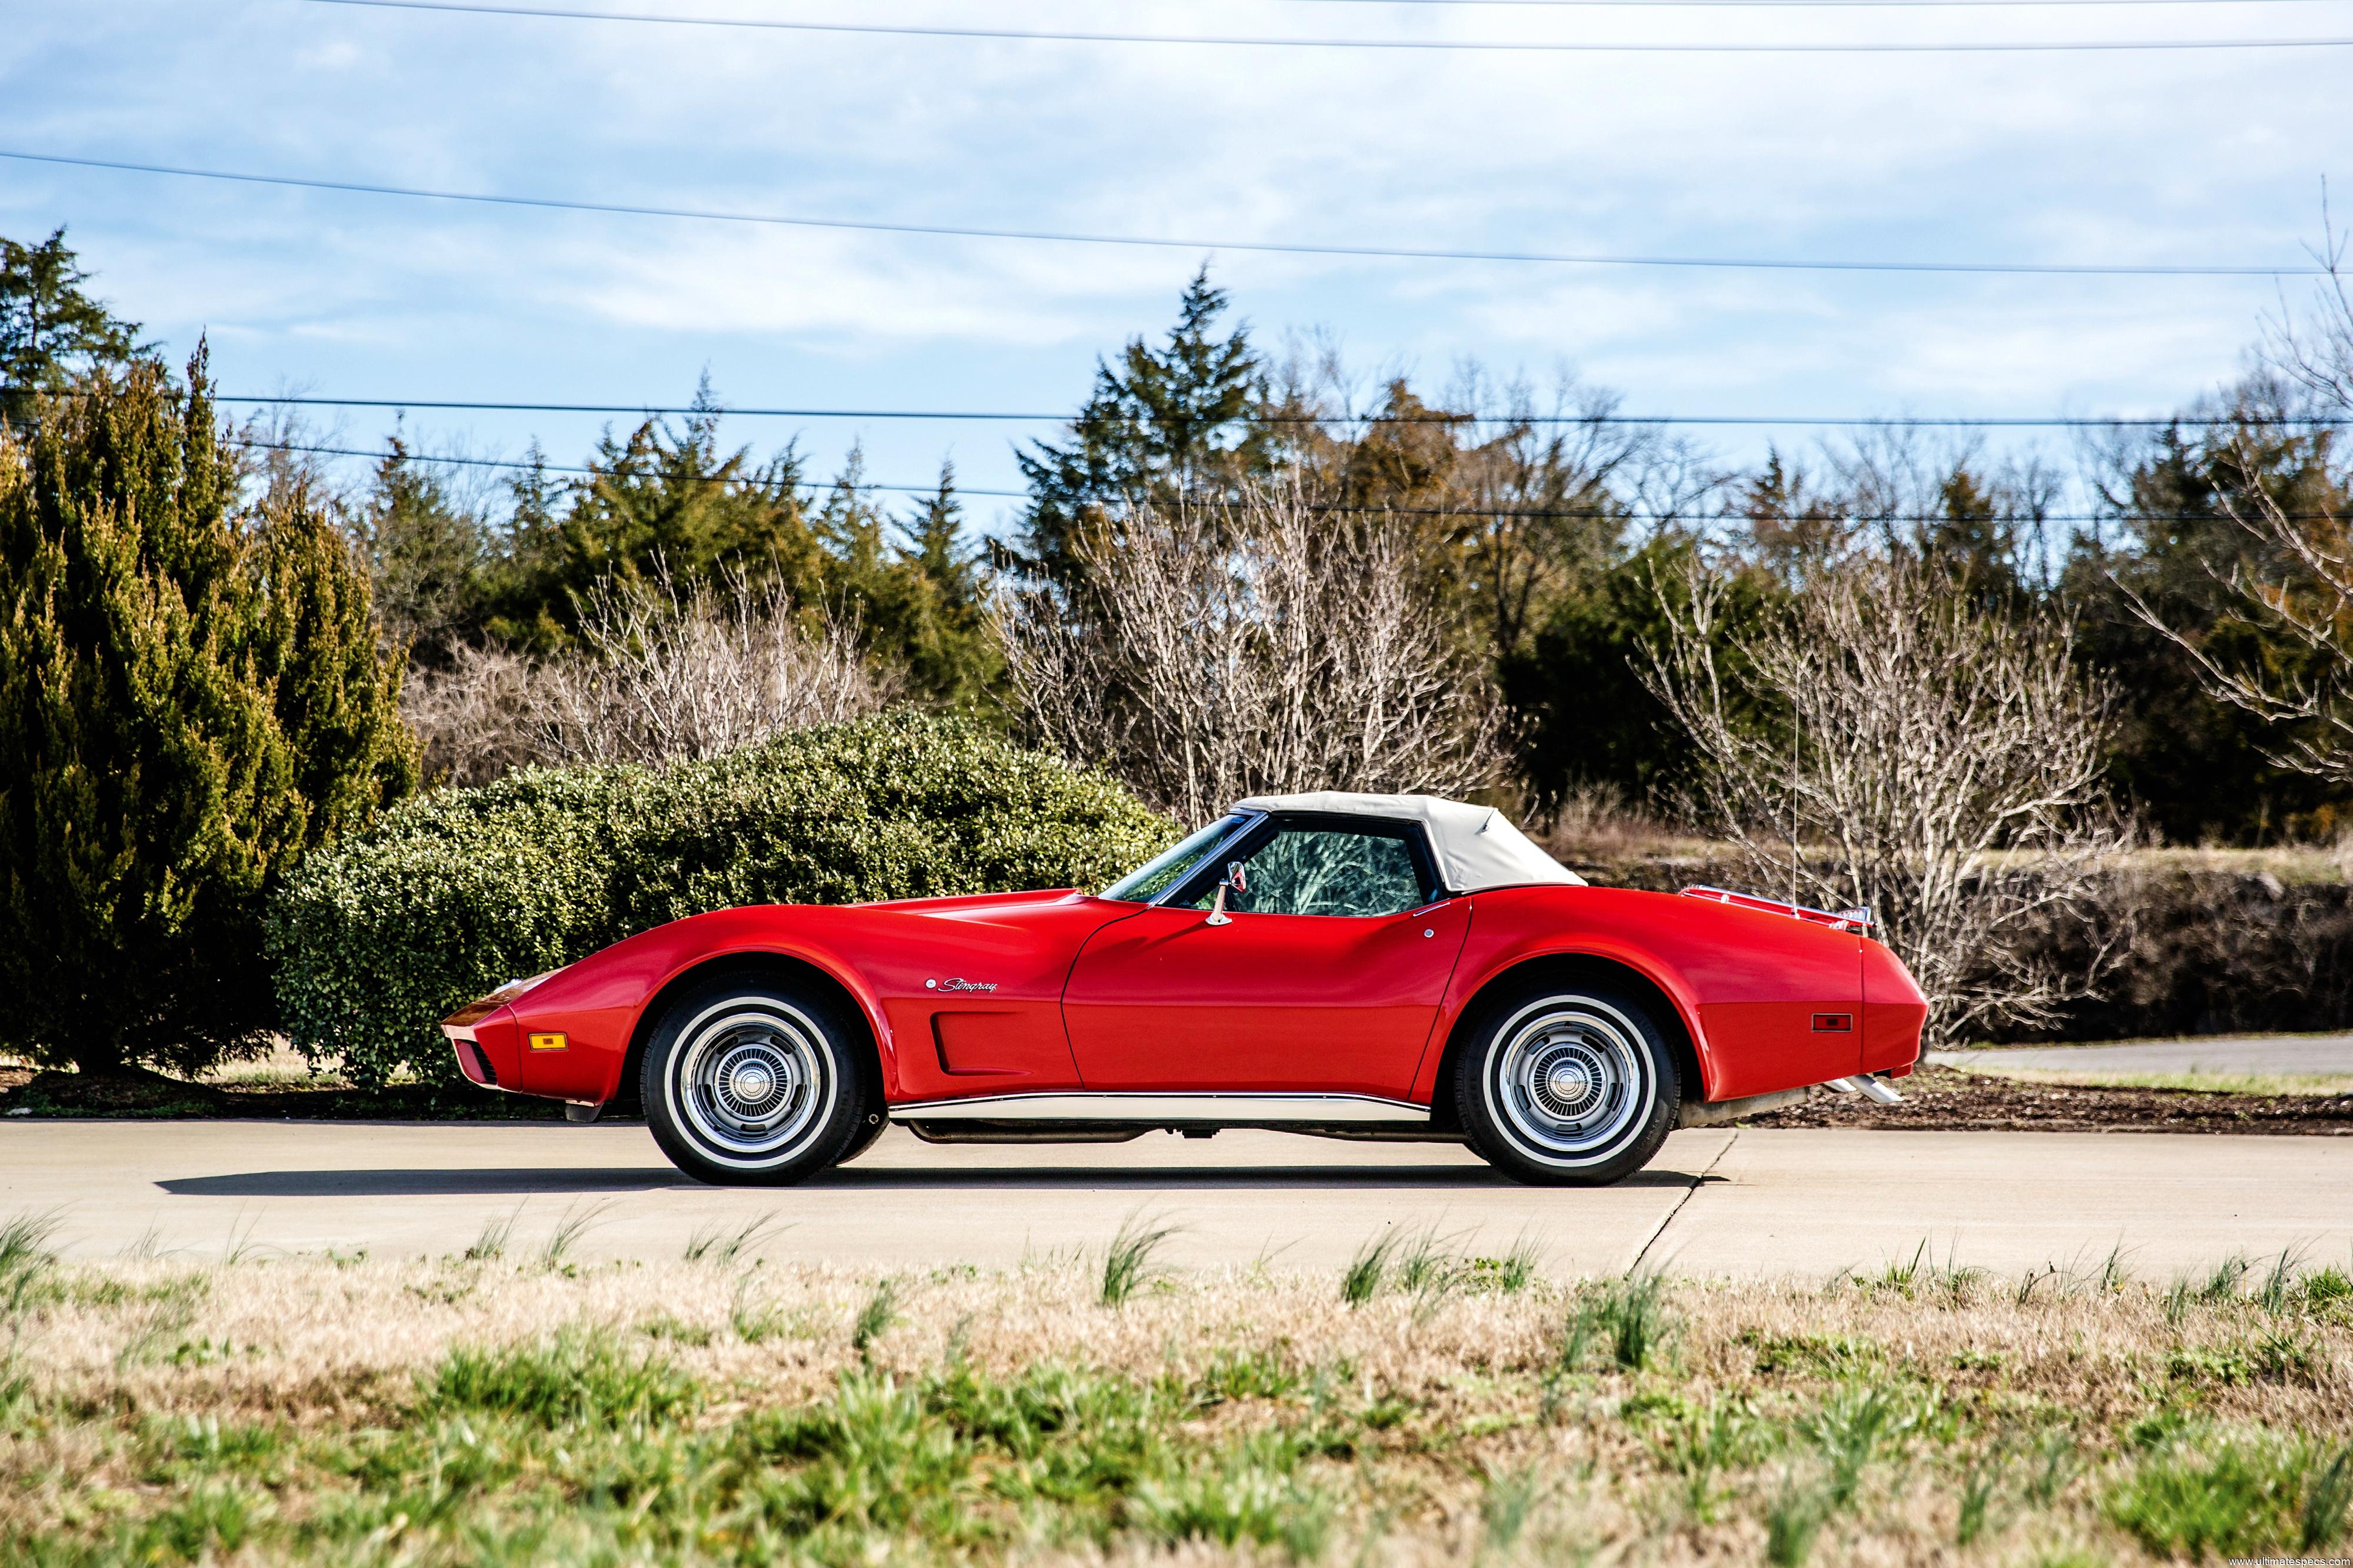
[889,1091,1431,1125]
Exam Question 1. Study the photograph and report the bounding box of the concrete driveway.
[1932,1034,2353,1076]
[4,1122,2348,1279]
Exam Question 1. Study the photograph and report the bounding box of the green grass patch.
[423,1330,701,1427]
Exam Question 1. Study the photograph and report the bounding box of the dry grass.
[1,1232,2349,1565]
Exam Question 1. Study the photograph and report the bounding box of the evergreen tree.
[482,441,569,647]
[1501,536,1784,818]
[538,388,822,630]
[1737,451,1847,580]
[358,433,491,656]
[0,350,412,1080]
[1,228,148,427]
[882,465,1002,710]
[817,458,1003,712]
[1015,267,1272,582]
[1924,465,2028,609]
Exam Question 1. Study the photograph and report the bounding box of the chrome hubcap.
[1488,1001,1653,1166]
[673,1004,832,1163]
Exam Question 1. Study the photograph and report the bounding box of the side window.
[1192,826,1432,918]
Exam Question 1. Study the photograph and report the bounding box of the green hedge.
[267,713,1174,1087]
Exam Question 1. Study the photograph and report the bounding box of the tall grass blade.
[1342,1232,1399,1307]
[2304,1443,2353,1552]
[683,1211,782,1265]
[466,1205,522,1263]
[1101,1211,1181,1306]
[1597,1271,1672,1371]
[852,1277,900,1363]
[539,1200,611,1267]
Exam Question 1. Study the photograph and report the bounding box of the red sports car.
[442,793,1925,1186]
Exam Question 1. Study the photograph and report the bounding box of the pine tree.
[0,350,412,1081]
[537,386,823,630]
[1,229,148,428]
[1015,266,1271,583]
[884,464,1001,710]
[819,459,1004,712]
[358,433,491,656]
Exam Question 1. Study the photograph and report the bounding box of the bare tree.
[402,569,889,785]
[2125,207,2353,783]
[400,641,544,787]
[535,571,886,766]
[1645,553,2127,1045]
[2265,194,2353,416]
[2120,476,2353,781]
[998,481,1502,823]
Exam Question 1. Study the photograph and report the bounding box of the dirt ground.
[1742,1064,2353,1136]
[0,1060,564,1121]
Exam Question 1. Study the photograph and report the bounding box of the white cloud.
[1,0,2343,487]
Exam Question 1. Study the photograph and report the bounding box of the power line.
[296,0,2353,51]
[211,393,2353,428]
[228,435,1018,496]
[230,438,2341,526]
[4,151,2324,279]
[1277,0,2353,6]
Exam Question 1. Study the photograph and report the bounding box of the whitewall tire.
[641,976,873,1186]
[1454,985,1679,1186]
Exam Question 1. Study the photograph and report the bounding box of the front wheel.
[641,976,875,1185]
[1454,985,1679,1186]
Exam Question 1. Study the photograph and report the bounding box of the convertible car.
[442,792,1925,1186]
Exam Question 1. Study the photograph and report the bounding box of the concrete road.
[5,1122,2350,1279]
[1932,1034,2353,1076]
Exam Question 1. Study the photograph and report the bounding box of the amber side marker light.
[528,1032,569,1052]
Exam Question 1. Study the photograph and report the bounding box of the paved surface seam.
[1628,1130,1735,1275]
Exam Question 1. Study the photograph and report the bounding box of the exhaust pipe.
[1825,1075,1904,1105]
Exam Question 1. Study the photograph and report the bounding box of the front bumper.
[439,971,558,1092]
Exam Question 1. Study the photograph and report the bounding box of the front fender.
[495,908,899,1105]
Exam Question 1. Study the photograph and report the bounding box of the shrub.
[267,712,1173,1085]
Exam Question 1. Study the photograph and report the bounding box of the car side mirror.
[1204,861,1248,926]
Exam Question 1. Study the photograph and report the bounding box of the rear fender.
[1412,933,1718,1109]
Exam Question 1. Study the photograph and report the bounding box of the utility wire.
[209,393,2353,428]
[230,437,2341,525]
[229,435,1024,496]
[1274,0,2353,7]
[4,151,2324,279]
[296,0,2353,51]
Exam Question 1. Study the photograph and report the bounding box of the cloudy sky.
[3,0,2347,529]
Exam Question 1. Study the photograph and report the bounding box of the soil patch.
[0,1067,571,1122]
[1739,1063,2353,1135]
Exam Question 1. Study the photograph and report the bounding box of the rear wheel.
[1454,985,1679,1186]
[640,976,874,1186]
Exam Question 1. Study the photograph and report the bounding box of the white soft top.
[1231,791,1587,893]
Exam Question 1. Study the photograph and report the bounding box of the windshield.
[1099,815,1247,903]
